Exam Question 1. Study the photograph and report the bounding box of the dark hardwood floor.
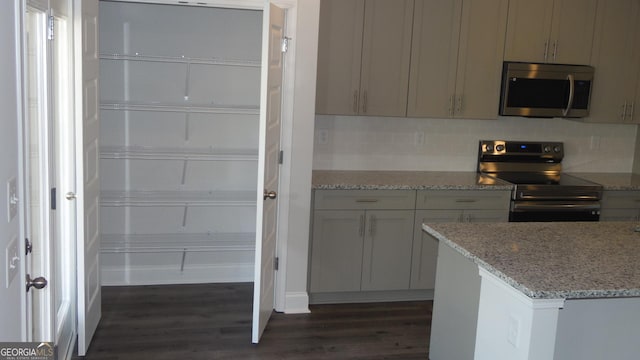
[73,283,431,359]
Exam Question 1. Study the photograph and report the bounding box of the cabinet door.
[359,0,414,117]
[504,0,554,63]
[588,0,640,123]
[549,0,597,65]
[410,210,459,289]
[315,0,365,115]
[310,210,365,292]
[407,0,462,118]
[454,0,508,119]
[361,210,415,291]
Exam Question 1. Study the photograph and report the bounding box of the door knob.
[263,190,277,200]
[26,274,48,292]
[66,192,76,200]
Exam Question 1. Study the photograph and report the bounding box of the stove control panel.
[479,140,564,160]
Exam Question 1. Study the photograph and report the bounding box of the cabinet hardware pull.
[369,215,376,236]
[621,102,627,120]
[355,199,379,203]
[629,102,635,121]
[363,91,368,113]
[456,96,462,114]
[543,41,549,61]
[552,41,558,61]
[455,199,477,203]
[353,90,359,114]
[359,214,364,236]
[448,95,454,117]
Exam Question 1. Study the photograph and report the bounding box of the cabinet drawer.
[601,191,640,209]
[314,190,416,210]
[416,190,510,210]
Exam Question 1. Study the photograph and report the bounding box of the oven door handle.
[517,192,601,201]
[562,74,575,117]
[512,202,601,212]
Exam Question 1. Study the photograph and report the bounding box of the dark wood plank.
[73,283,431,359]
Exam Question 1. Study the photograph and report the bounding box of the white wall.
[281,0,319,313]
[314,115,639,173]
[0,1,24,341]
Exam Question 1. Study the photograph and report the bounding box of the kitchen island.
[423,222,640,360]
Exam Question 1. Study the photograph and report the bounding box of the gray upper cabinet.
[587,0,640,124]
[407,0,508,119]
[504,0,597,65]
[315,0,414,117]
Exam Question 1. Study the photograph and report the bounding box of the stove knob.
[553,145,561,153]
[543,145,551,153]
[486,144,494,152]
[495,144,505,152]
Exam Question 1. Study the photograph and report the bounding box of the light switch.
[5,236,19,288]
[7,177,18,222]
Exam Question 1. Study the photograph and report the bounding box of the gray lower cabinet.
[410,190,510,290]
[309,188,510,300]
[600,190,640,221]
[310,190,416,294]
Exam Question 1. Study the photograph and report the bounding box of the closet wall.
[98,1,263,285]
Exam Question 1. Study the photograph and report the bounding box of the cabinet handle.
[455,96,462,114]
[362,91,368,114]
[448,95,454,117]
[629,102,635,121]
[621,102,628,121]
[466,214,473,223]
[352,90,359,114]
[552,41,558,61]
[355,199,379,203]
[543,41,549,61]
[455,199,477,203]
[369,215,376,236]
[359,214,365,237]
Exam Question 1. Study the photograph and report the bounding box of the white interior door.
[252,2,285,344]
[23,0,76,358]
[74,0,101,355]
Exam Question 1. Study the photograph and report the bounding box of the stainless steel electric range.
[478,140,603,222]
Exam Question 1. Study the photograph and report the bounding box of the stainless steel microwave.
[499,62,594,118]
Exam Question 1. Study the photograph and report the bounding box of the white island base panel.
[475,268,565,360]
[429,240,640,360]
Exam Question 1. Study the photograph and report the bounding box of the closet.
[98,1,263,285]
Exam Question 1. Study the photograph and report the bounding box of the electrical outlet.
[5,236,19,288]
[507,315,520,347]
[7,177,18,222]
[316,129,329,145]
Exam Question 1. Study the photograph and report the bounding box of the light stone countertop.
[423,221,640,300]
[312,170,513,190]
[570,172,640,190]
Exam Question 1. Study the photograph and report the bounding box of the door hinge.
[25,238,32,255]
[274,257,279,271]
[47,15,54,40]
[278,150,284,164]
[281,37,291,53]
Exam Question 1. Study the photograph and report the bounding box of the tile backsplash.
[313,115,639,173]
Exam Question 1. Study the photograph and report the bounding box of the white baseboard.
[101,263,254,286]
[283,291,310,314]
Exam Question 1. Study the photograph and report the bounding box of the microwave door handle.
[562,74,575,117]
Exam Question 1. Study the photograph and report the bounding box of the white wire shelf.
[100,101,259,115]
[100,53,261,68]
[100,232,256,253]
[101,190,257,207]
[100,146,259,161]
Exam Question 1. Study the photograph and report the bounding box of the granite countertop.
[570,172,640,190]
[312,170,513,190]
[423,221,640,300]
